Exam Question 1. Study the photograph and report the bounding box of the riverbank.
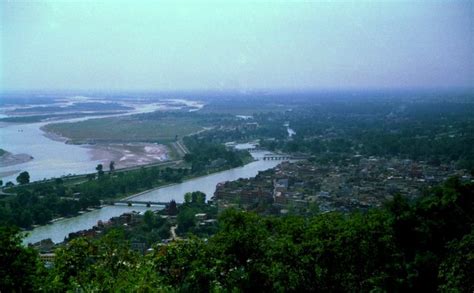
[0,149,34,167]
[19,155,256,228]
[23,150,279,244]
[40,126,68,143]
[0,97,206,183]
[123,157,257,201]
[40,124,171,169]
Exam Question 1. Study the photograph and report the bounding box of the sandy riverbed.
[41,125,170,170]
[0,151,34,167]
[87,143,169,169]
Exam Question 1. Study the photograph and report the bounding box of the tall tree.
[96,164,104,178]
[167,200,178,215]
[16,171,30,185]
[109,161,115,173]
[143,210,156,231]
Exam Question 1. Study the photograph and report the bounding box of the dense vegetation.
[246,95,474,172]
[123,92,474,172]
[183,135,252,173]
[0,166,190,228]
[176,191,218,236]
[92,209,172,249]
[68,191,216,249]
[1,178,472,292]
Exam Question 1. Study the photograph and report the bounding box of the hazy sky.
[1,0,473,92]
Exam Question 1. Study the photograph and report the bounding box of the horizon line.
[1,86,473,95]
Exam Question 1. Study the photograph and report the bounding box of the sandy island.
[40,125,170,169]
[0,151,34,167]
[87,143,169,169]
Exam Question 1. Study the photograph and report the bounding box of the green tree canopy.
[0,226,43,292]
[16,171,30,185]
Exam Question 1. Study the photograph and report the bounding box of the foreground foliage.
[1,178,473,292]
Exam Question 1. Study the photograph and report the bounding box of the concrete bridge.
[104,200,173,207]
[262,155,292,161]
[261,154,311,161]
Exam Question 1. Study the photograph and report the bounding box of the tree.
[49,231,162,291]
[143,210,156,231]
[0,226,43,292]
[184,192,192,204]
[16,171,30,185]
[149,237,212,291]
[17,210,33,228]
[438,229,474,291]
[167,200,178,215]
[177,208,196,234]
[192,191,206,204]
[184,191,206,205]
[96,164,104,178]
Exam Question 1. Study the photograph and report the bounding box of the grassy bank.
[44,115,205,144]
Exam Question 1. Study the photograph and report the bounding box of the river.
[24,150,281,244]
[0,100,198,182]
[0,98,283,244]
[1,120,102,182]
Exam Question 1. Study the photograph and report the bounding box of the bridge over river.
[261,154,310,161]
[102,200,177,207]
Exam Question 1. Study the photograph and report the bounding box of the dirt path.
[170,225,180,240]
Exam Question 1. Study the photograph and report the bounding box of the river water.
[0,101,193,182]
[24,150,280,244]
[1,120,102,182]
[0,98,283,244]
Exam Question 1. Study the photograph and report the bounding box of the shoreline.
[124,155,257,201]
[40,125,69,143]
[40,124,171,169]
[0,169,22,178]
[24,157,260,235]
[0,151,34,168]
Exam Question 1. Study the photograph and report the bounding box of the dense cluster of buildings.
[213,156,472,214]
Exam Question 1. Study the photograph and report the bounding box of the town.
[214,156,472,214]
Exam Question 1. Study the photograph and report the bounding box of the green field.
[44,115,204,144]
